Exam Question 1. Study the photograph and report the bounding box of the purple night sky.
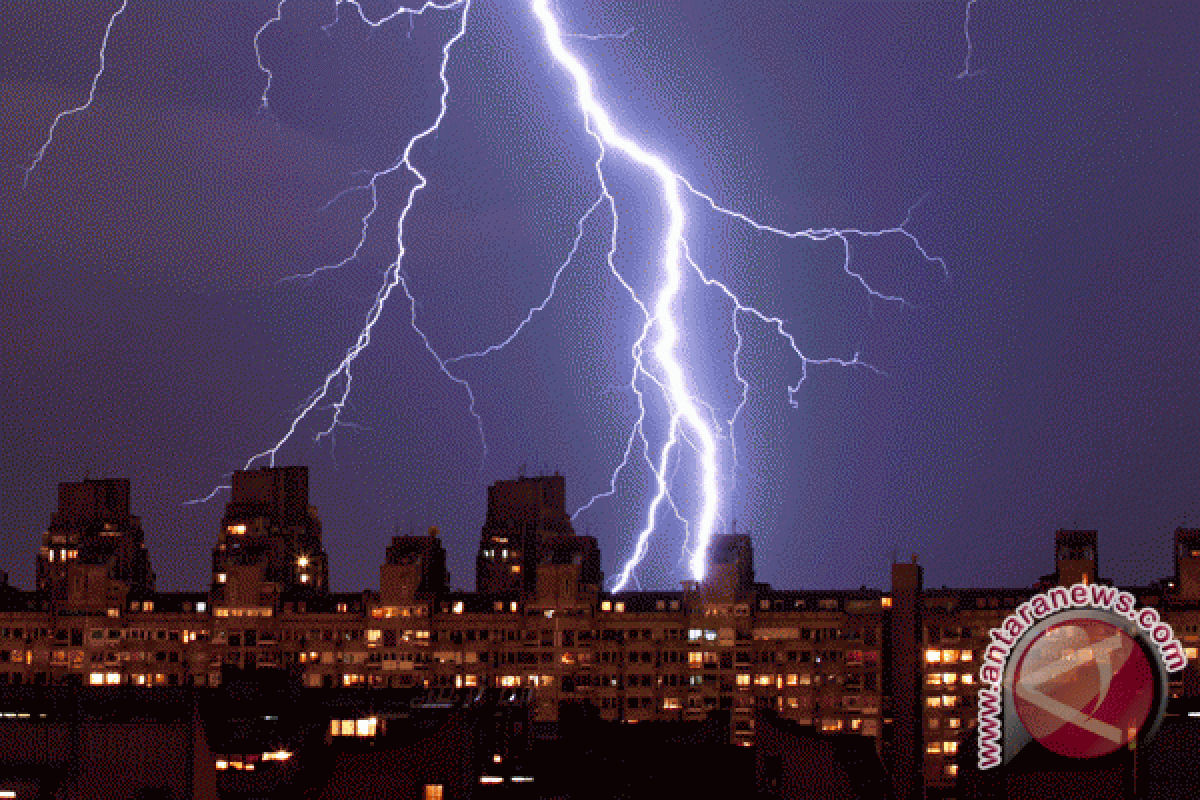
[2,1,1197,594]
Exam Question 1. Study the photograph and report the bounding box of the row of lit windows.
[924,649,973,664]
[925,672,975,686]
[926,740,960,755]
[330,717,377,737]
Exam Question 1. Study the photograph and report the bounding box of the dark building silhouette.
[211,466,329,606]
[35,478,155,610]
[475,475,601,596]
[380,528,449,606]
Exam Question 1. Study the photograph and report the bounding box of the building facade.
[2,469,1199,798]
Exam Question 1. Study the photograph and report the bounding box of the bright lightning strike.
[21,0,130,187]
[30,1,949,591]
[532,1,947,589]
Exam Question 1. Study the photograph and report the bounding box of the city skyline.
[3,2,1198,595]
[5,469,1198,596]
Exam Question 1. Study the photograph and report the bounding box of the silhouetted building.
[35,478,155,610]
[211,466,329,607]
[475,475,595,595]
[1054,528,1099,586]
[380,528,449,606]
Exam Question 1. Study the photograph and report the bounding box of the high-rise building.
[35,478,154,609]
[380,528,449,607]
[475,474,598,595]
[210,466,329,608]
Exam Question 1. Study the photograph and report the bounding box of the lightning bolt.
[21,0,130,187]
[29,0,949,590]
[957,0,983,79]
[237,0,480,480]
[532,1,946,589]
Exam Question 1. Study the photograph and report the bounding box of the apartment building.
[2,469,1198,798]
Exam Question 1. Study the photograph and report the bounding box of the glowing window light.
[479,776,503,784]
[89,672,104,685]
[925,649,941,663]
[105,672,120,685]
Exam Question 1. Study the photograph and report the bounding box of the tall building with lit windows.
[210,466,329,607]
[475,474,599,594]
[35,478,155,608]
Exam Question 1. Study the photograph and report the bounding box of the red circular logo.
[1012,617,1155,759]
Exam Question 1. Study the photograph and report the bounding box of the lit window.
[850,718,862,730]
[105,672,120,685]
[452,601,464,614]
[926,742,943,754]
[960,650,973,662]
[925,649,941,663]
[229,524,246,535]
[337,603,348,613]
[736,673,751,687]
[946,764,959,777]
[944,740,959,754]
[948,717,961,729]
[663,697,681,709]
[960,673,973,685]
[215,760,229,770]
[464,675,477,687]
[355,718,376,737]
[821,719,843,732]
[196,602,207,613]
[926,696,942,708]
[424,786,444,800]
[509,602,518,613]
[881,596,892,609]
[942,649,958,662]
[942,695,957,707]
[480,777,503,785]
[614,602,625,613]
[1185,647,1199,660]
[511,565,521,574]
[89,672,104,685]
[688,652,704,665]
[216,573,226,584]
[366,629,382,644]
[144,601,154,612]
[926,673,942,685]
[786,674,798,686]
[786,697,799,709]
[755,674,772,686]
[300,575,310,583]
[942,672,957,685]
[297,556,309,568]
[601,601,612,612]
